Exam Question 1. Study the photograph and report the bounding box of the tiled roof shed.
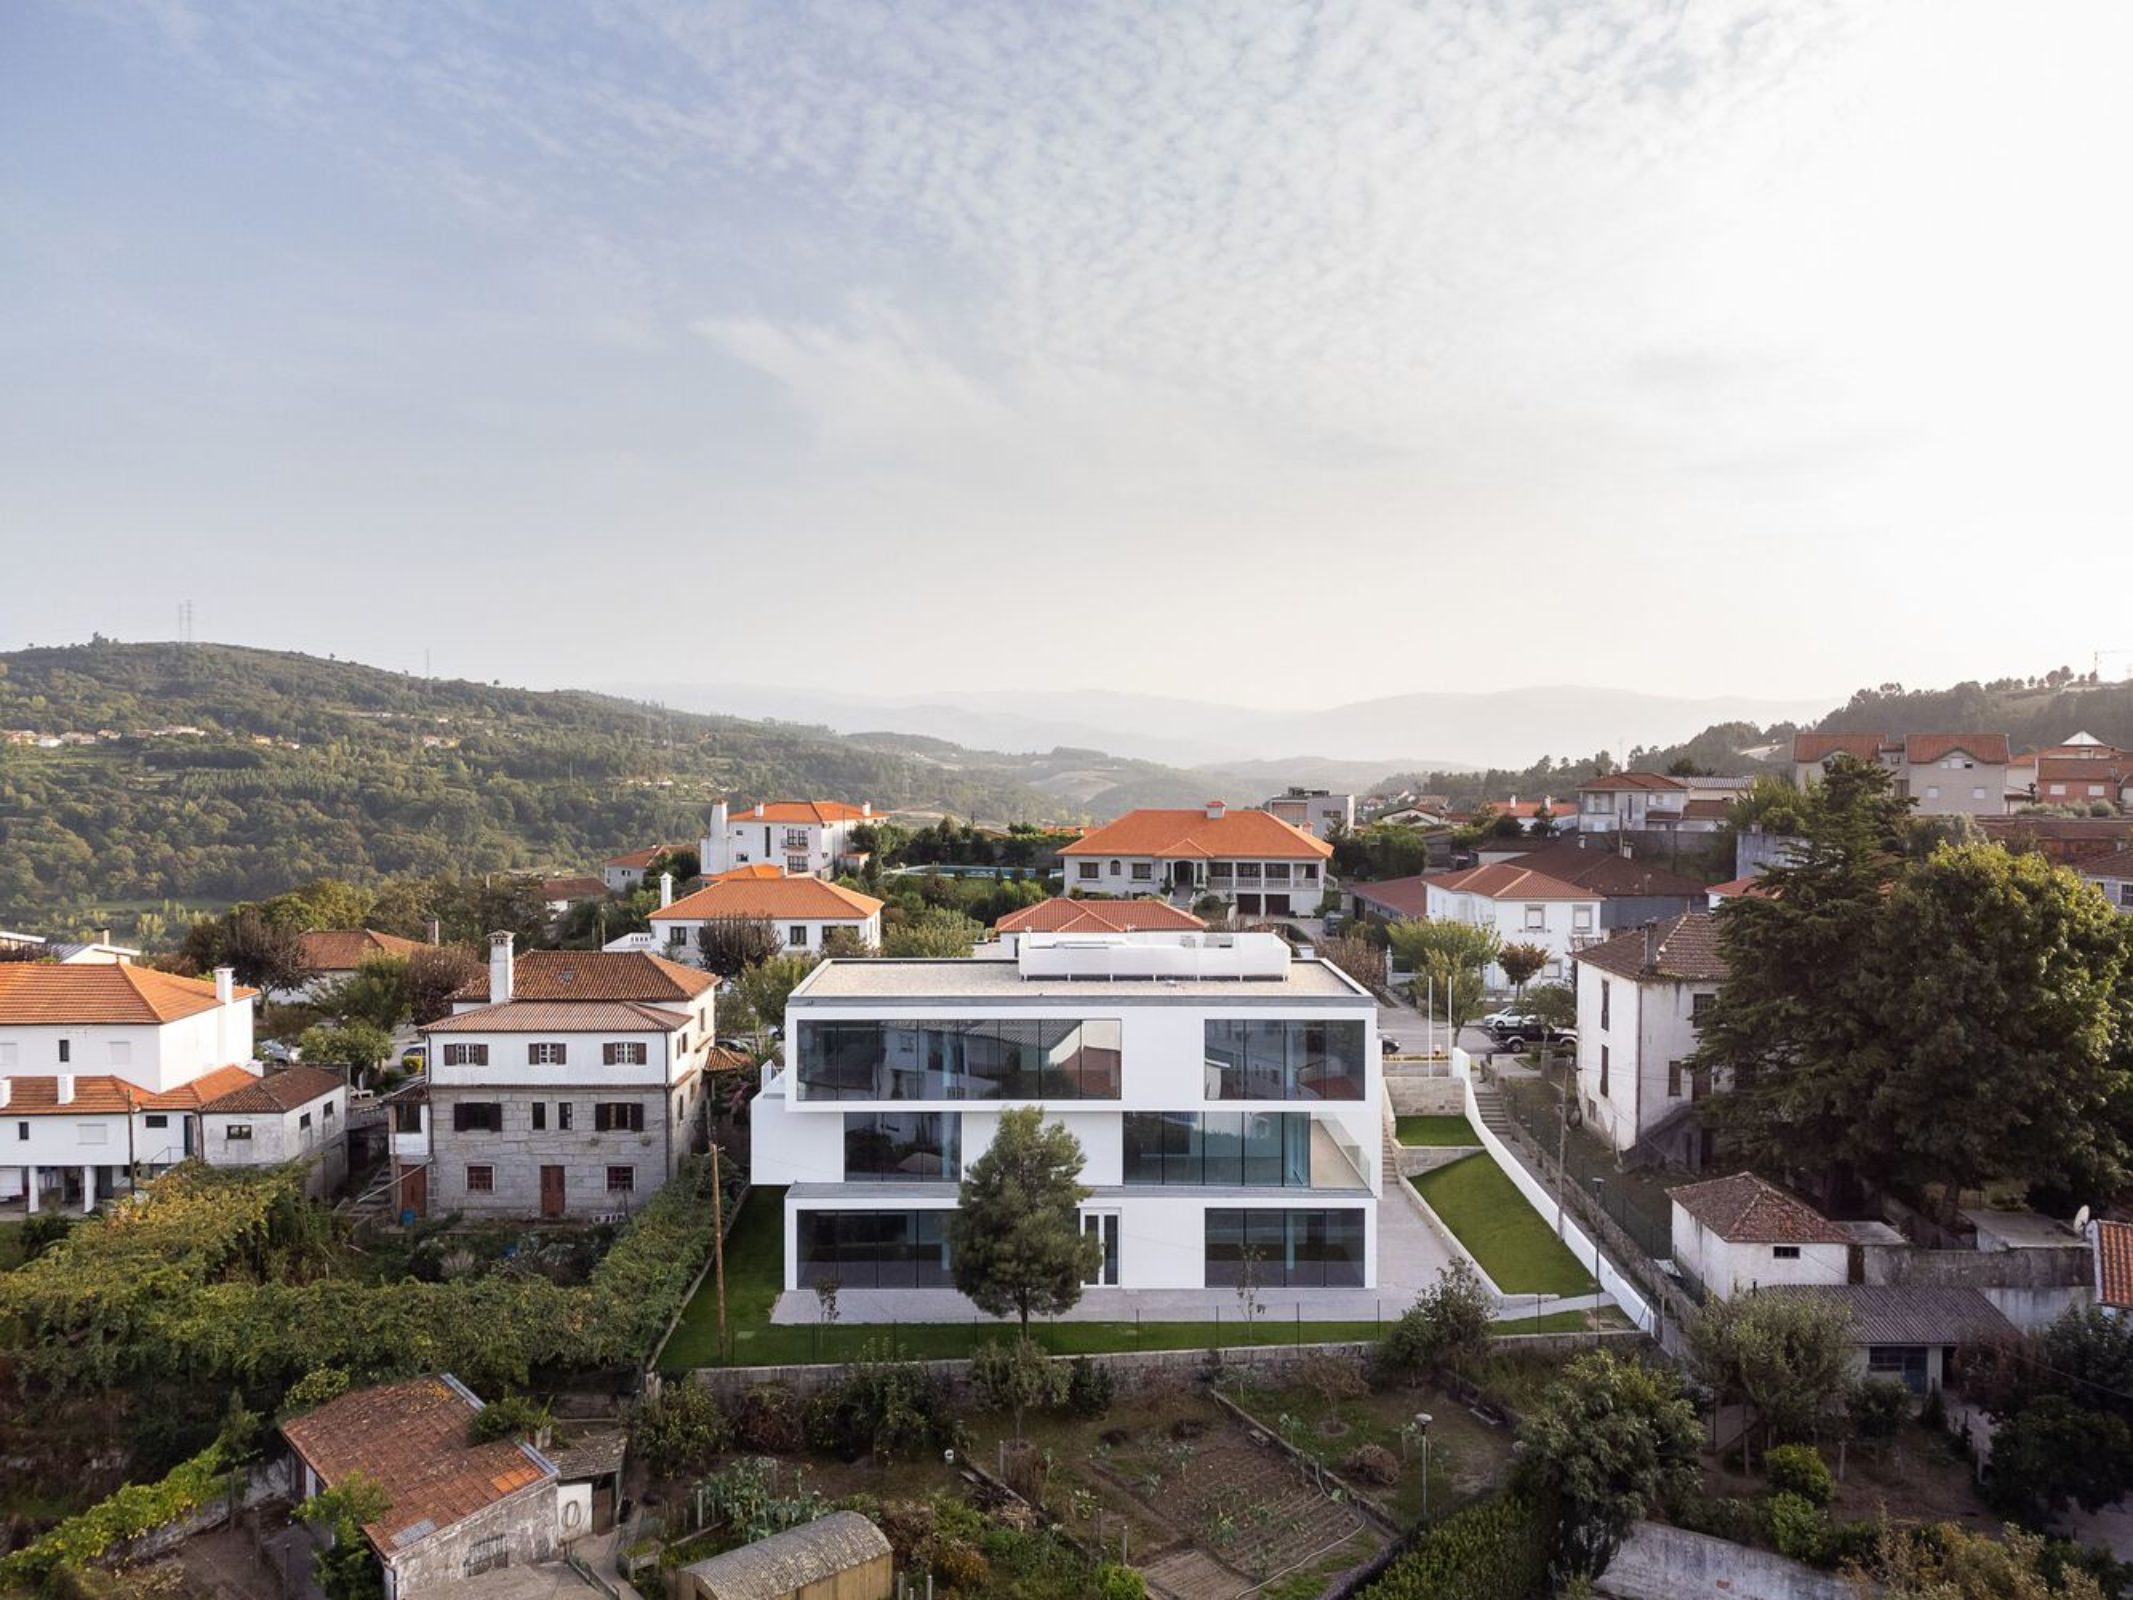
[677,1512,893,1600]
[1667,1172,1850,1245]
[199,1064,345,1114]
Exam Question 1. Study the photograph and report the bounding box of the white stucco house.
[2079,846,2133,914]
[1793,732,2012,818]
[1573,773,1748,835]
[701,800,875,880]
[1667,1172,1850,1299]
[200,1063,350,1198]
[1414,861,1602,987]
[1060,802,1333,917]
[1263,789,1357,842]
[648,872,884,959]
[0,961,268,1213]
[750,930,1381,1306]
[1573,912,1726,1165]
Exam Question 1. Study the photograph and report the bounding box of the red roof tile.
[2078,847,2133,880]
[729,800,872,825]
[994,898,1207,935]
[1061,808,1332,861]
[2,1064,264,1115]
[198,1065,346,1114]
[2096,1220,2133,1310]
[446,951,715,1004]
[280,1376,553,1559]
[1573,912,1727,982]
[1906,733,2010,765]
[0,964,254,1025]
[299,930,427,972]
[422,1000,690,1034]
[1419,862,1596,902]
[1579,772,1687,794]
[1349,877,1433,918]
[651,877,883,923]
[1487,842,1708,900]
[1793,733,1892,764]
[1668,1172,1849,1244]
[541,876,608,901]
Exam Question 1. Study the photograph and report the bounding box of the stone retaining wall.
[1385,1076,1464,1116]
[1394,1144,1480,1179]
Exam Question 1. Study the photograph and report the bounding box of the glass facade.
[1202,1021,1367,1100]
[1121,1112,1310,1187]
[843,1112,960,1182]
[1203,1209,1367,1287]
[796,1209,953,1287]
[797,1019,1124,1101]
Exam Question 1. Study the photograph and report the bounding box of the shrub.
[283,1367,352,1414]
[1356,1495,1549,1600]
[1344,1444,1401,1486]
[1377,1259,1493,1383]
[636,1382,731,1480]
[732,1383,805,1454]
[1768,1492,1827,1564]
[1666,1492,1768,1546]
[1848,1378,1911,1444]
[469,1394,551,1445]
[1066,1357,1116,1419]
[971,1338,1067,1433]
[1984,1397,2133,1523]
[1096,1564,1146,1600]
[1819,1518,1882,1572]
[1764,1443,1834,1508]
[805,1348,956,1464]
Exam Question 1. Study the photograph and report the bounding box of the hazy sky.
[4,1,2130,710]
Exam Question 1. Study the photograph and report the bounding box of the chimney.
[98,928,111,947]
[861,801,872,818]
[57,1074,75,1106]
[213,966,235,1006]
[425,917,441,946]
[489,932,515,1005]
[659,872,674,909]
[711,799,729,835]
[753,802,765,819]
[1642,920,1660,973]
[1205,799,1227,820]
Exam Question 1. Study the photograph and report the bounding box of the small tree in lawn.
[1498,942,1549,1002]
[949,1107,1101,1335]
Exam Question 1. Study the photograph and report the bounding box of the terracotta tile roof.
[1707,873,1774,899]
[602,844,685,869]
[1667,1172,1849,1245]
[651,877,884,923]
[2095,1220,2133,1310]
[1418,862,1596,902]
[709,863,788,882]
[199,1064,346,1114]
[1060,808,1332,862]
[541,876,608,901]
[994,898,1207,935]
[299,930,427,973]
[1349,877,1433,918]
[0,964,253,1025]
[1,1064,264,1115]
[1573,912,1727,982]
[446,951,715,1004]
[729,800,871,825]
[1490,842,1708,900]
[1983,816,2133,845]
[702,1046,754,1072]
[1681,798,1733,821]
[1793,733,1892,764]
[1579,772,1687,794]
[2078,847,2133,881]
[280,1376,553,1559]
[1906,732,2010,765]
[422,1000,690,1034]
[2029,757,2133,790]
[1461,799,1557,821]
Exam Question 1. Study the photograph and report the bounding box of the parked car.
[399,1044,427,1073]
[1486,1014,1573,1050]
[258,1038,297,1063]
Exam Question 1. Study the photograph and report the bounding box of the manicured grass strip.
[1489,1309,1598,1335]
[1409,1154,1595,1297]
[1395,1115,1479,1147]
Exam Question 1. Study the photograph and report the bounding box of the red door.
[398,1164,428,1218]
[540,1165,567,1219]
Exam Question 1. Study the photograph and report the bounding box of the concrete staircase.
[1471,1083,1513,1138]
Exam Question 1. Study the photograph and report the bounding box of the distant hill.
[1815,677,2133,753]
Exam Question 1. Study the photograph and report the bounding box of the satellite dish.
[2074,1205,2093,1235]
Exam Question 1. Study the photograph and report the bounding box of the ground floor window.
[607,1165,635,1193]
[797,1209,952,1288]
[1203,1209,1365,1288]
[1867,1343,1931,1395]
[466,1164,494,1193]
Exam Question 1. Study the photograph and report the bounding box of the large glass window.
[1121,1113,1310,1187]
[1203,1020,1366,1101]
[796,1019,1124,1101]
[1203,1209,1366,1287]
[843,1112,960,1182]
[797,1209,953,1288]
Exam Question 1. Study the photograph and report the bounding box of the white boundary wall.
[1452,1049,1656,1335]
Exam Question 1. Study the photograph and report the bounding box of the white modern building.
[1415,861,1602,986]
[400,936,716,1220]
[0,961,286,1212]
[750,931,1381,1305]
[1059,802,1333,917]
[1263,789,1357,842]
[648,872,884,959]
[1573,912,1725,1165]
[701,800,875,880]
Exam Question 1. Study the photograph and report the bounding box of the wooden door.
[399,1165,427,1218]
[540,1165,566,1219]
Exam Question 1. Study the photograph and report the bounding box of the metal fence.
[1496,1079,1676,1263]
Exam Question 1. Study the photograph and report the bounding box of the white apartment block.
[1263,789,1357,842]
[1793,733,2012,818]
[701,800,874,879]
[400,936,716,1220]
[750,931,1381,1301]
[1573,913,1725,1165]
[1059,802,1333,917]
[1574,773,1748,835]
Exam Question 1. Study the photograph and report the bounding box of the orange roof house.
[446,950,715,1007]
[652,877,884,925]
[298,929,427,975]
[0,962,255,1025]
[1060,804,1332,862]
[993,899,1206,936]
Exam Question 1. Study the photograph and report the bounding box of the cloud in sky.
[3,0,2130,709]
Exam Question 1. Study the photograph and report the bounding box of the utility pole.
[710,1144,730,1361]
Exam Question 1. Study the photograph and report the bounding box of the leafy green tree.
[179,905,313,996]
[1498,942,1549,999]
[1514,1350,1701,1583]
[882,908,982,958]
[1985,1398,2133,1526]
[1388,919,1501,1033]
[299,1472,391,1600]
[261,879,376,933]
[1694,755,1911,1206]
[971,1336,1067,1438]
[1525,982,1576,1031]
[1687,1292,1854,1463]
[732,953,819,1039]
[321,956,413,1031]
[695,915,782,977]
[1861,844,2133,1216]
[1379,1258,1493,1383]
[1319,929,1387,994]
[949,1108,1101,1334]
[1866,1521,2107,1600]
[298,1021,394,1084]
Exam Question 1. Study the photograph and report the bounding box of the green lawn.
[655,1185,1565,1373]
[1395,1115,1480,1147]
[1409,1155,1596,1298]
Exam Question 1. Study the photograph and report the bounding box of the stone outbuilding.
[674,1511,893,1600]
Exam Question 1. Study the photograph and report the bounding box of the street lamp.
[1415,1412,1434,1524]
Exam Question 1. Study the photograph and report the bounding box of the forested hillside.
[0,641,1071,929]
